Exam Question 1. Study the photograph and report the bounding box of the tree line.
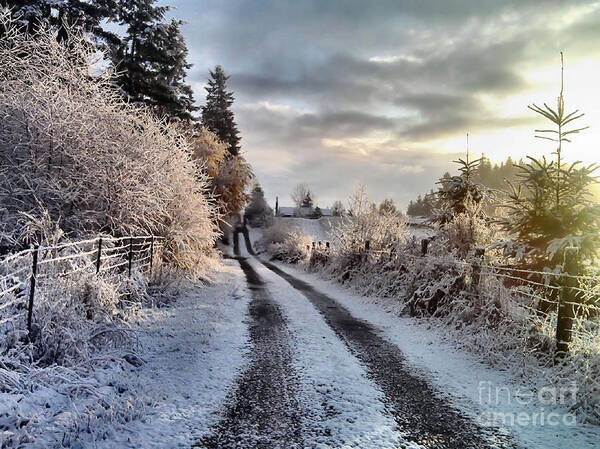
[407,155,524,217]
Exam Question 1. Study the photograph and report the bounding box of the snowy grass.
[0,236,224,447]
[258,221,312,264]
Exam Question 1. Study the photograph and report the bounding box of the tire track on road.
[195,232,303,449]
[256,257,517,449]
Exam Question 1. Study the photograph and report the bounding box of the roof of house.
[277,206,333,216]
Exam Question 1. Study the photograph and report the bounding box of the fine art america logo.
[477,381,578,427]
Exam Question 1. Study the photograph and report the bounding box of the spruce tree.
[244,183,272,226]
[202,65,241,156]
[502,54,599,267]
[2,0,119,48]
[113,0,196,121]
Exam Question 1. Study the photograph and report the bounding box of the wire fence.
[0,235,165,332]
[307,238,600,357]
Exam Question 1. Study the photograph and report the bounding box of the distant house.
[276,206,333,218]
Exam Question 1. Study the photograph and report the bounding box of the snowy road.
[96,229,600,449]
[260,260,514,449]
[197,247,304,448]
[195,230,517,448]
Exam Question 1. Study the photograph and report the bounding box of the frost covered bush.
[322,186,409,284]
[287,185,600,422]
[185,123,254,218]
[0,13,219,274]
[260,222,311,263]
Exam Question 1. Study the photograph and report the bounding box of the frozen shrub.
[260,222,311,263]
[325,185,408,283]
[0,13,219,274]
[184,123,254,218]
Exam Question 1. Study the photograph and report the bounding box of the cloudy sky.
[164,0,600,210]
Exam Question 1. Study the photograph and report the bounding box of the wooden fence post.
[472,247,485,289]
[149,236,155,276]
[27,246,39,333]
[95,237,103,274]
[556,247,578,359]
[421,239,429,256]
[128,237,134,277]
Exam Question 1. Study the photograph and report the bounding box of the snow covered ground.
[272,216,435,243]
[273,217,341,243]
[5,234,599,448]
[1,260,250,449]
[98,260,250,448]
[268,261,600,449]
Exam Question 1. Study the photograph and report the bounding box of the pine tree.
[435,142,484,222]
[202,65,241,156]
[244,183,272,226]
[502,54,599,267]
[113,0,196,121]
[379,198,398,215]
[2,0,119,48]
[301,192,314,208]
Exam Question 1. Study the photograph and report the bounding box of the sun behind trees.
[501,53,599,270]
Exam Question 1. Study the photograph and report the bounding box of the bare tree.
[332,200,345,216]
[291,183,315,208]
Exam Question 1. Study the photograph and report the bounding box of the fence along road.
[306,236,600,359]
[0,235,164,333]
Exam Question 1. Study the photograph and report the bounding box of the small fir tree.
[201,65,241,156]
[502,53,599,268]
[435,134,484,223]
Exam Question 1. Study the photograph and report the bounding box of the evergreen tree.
[502,54,599,267]
[202,65,241,156]
[379,198,398,215]
[301,192,314,208]
[244,183,272,227]
[113,0,196,121]
[435,149,484,222]
[2,0,118,47]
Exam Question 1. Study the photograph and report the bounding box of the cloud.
[163,0,600,208]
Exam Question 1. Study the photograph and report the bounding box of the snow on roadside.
[95,259,250,449]
[237,244,418,449]
[0,260,250,449]
[271,262,600,449]
[273,217,340,244]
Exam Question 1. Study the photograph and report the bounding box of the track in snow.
[195,232,303,449]
[240,227,517,449]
